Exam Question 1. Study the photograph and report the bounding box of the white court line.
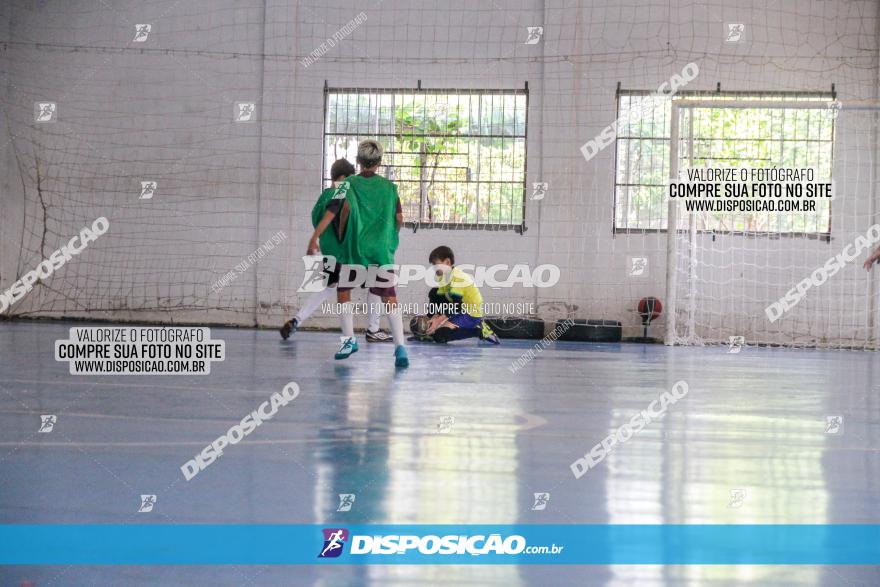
[0,378,279,394]
[0,410,548,446]
[0,408,546,429]
[0,428,557,448]
[0,409,301,426]
[1,377,393,393]
[5,440,875,451]
[0,438,331,448]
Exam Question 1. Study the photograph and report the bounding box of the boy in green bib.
[280,158,390,342]
[307,140,408,367]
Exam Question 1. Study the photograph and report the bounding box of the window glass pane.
[324,90,527,227]
[614,93,834,234]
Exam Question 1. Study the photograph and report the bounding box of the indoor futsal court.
[1,0,880,586]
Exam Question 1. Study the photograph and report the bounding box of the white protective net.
[665,99,880,349]
[0,0,877,341]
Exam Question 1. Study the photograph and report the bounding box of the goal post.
[665,97,880,349]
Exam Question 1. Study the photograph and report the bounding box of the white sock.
[340,303,355,339]
[386,305,405,347]
[367,292,383,332]
[296,286,335,323]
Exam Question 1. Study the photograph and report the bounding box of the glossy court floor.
[1,320,878,586]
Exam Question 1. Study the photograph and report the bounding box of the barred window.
[323,88,528,230]
[614,92,835,234]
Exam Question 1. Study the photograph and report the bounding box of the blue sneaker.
[394,345,409,368]
[334,336,358,360]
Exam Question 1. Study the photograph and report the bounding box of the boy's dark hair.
[429,245,455,265]
[330,158,356,181]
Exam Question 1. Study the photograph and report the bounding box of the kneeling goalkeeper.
[412,246,499,344]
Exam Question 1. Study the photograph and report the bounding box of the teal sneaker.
[334,336,358,360]
[394,345,409,368]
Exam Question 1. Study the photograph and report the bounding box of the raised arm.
[307,210,335,255]
[864,245,880,271]
[308,181,350,254]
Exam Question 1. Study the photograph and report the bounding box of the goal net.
[665,98,880,349]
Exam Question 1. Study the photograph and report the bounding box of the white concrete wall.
[1,0,878,343]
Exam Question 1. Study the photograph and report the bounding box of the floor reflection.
[1,324,878,586]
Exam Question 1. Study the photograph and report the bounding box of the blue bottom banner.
[1,524,879,565]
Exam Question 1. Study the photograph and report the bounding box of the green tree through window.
[324,89,527,228]
[614,93,834,234]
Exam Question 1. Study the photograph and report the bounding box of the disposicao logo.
[318,528,349,558]
[318,530,533,558]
